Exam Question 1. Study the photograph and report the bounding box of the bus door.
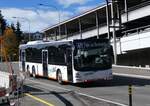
[66,48,73,82]
[20,50,26,72]
[42,50,48,77]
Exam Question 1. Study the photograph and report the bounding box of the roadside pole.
[128,85,132,106]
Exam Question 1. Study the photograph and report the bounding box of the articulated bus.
[19,38,113,84]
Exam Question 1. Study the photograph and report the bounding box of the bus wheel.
[32,66,36,78]
[57,71,63,84]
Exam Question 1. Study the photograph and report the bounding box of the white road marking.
[27,79,127,106]
[77,92,127,106]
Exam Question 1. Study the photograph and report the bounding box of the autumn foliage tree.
[0,11,23,61]
[1,27,19,61]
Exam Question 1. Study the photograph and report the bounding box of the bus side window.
[66,49,72,65]
[21,51,25,62]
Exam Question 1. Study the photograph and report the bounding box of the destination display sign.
[74,39,109,49]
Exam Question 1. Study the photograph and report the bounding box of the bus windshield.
[73,40,113,71]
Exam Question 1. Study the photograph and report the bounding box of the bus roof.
[19,38,109,49]
[19,40,72,49]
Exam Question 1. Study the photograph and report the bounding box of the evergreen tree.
[0,10,6,35]
[11,23,16,32]
[15,21,22,43]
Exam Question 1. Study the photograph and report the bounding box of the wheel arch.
[56,69,61,79]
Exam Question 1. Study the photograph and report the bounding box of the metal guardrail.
[122,25,150,37]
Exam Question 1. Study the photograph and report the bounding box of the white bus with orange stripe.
[19,38,113,84]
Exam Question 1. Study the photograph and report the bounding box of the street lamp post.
[105,0,110,39]
[38,3,61,40]
[105,0,117,65]
[12,17,31,41]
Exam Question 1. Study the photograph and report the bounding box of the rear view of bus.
[73,38,113,83]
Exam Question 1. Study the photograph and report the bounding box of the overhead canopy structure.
[43,0,150,40]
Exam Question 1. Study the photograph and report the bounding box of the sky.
[0,0,105,32]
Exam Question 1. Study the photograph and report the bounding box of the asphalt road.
[22,75,150,106]
[21,78,122,106]
[1,62,150,106]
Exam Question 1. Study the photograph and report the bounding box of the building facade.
[43,0,150,67]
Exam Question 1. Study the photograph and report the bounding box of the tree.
[0,10,6,35]
[2,27,19,61]
[15,21,22,43]
[0,11,22,61]
[11,23,16,32]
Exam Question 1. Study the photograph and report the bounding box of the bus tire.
[32,66,36,78]
[57,70,63,84]
[27,65,29,72]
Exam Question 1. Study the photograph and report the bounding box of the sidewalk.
[113,65,150,79]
